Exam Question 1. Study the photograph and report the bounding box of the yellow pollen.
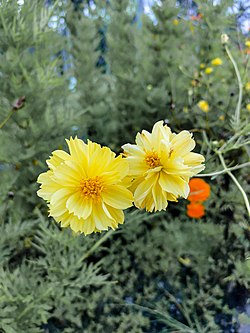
[80,177,103,199]
[145,152,161,169]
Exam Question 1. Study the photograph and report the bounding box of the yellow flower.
[172,19,179,25]
[245,41,250,48]
[246,104,250,111]
[200,63,206,69]
[211,57,223,66]
[37,137,133,235]
[205,67,213,74]
[198,100,209,112]
[219,115,225,121]
[122,121,205,212]
[246,82,250,91]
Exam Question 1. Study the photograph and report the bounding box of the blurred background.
[0,0,249,332]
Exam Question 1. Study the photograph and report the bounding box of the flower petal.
[102,185,133,209]
[66,192,92,219]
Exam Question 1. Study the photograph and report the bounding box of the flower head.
[200,63,206,69]
[246,104,250,112]
[246,82,250,91]
[172,19,179,25]
[122,121,205,212]
[187,202,205,218]
[187,178,210,202]
[198,100,209,112]
[37,137,133,235]
[205,67,213,74]
[221,34,229,45]
[245,40,250,48]
[211,57,223,66]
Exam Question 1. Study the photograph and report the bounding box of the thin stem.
[198,162,250,177]
[225,45,243,130]
[0,110,15,129]
[218,126,245,153]
[217,152,250,216]
[77,229,114,264]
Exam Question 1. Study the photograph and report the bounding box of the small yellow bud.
[246,104,250,111]
[198,100,209,112]
[205,67,213,74]
[245,82,250,91]
[191,80,198,87]
[245,41,250,48]
[219,115,225,121]
[24,237,32,249]
[200,63,206,69]
[172,19,179,26]
[211,58,223,66]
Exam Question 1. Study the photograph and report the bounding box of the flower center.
[145,151,161,169]
[80,177,103,199]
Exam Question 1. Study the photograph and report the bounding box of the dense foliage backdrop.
[0,0,249,332]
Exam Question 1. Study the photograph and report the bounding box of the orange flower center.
[80,177,103,199]
[145,151,161,169]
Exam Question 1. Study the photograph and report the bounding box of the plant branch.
[225,45,243,130]
[198,162,250,177]
[217,151,250,216]
[0,110,15,129]
[78,229,115,264]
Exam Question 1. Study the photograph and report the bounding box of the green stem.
[217,152,250,216]
[0,110,15,129]
[77,229,115,264]
[198,162,250,177]
[225,45,243,130]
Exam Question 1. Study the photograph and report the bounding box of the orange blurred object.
[190,13,203,21]
[188,178,210,202]
[187,202,205,219]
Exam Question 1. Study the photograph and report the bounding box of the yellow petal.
[80,216,95,235]
[159,171,189,198]
[183,152,205,165]
[122,143,145,157]
[171,131,195,156]
[102,185,133,209]
[135,130,152,151]
[37,171,60,201]
[152,181,168,211]
[53,160,83,186]
[106,205,124,225]
[92,204,113,230]
[66,192,92,219]
[46,150,71,170]
[134,175,157,204]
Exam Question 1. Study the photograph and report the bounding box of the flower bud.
[221,34,229,45]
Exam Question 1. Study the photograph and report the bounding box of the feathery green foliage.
[0,0,249,332]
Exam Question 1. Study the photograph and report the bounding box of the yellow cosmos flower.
[211,57,223,66]
[37,137,133,235]
[246,104,250,111]
[122,121,205,212]
[198,100,209,112]
[245,41,250,48]
[205,67,213,74]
